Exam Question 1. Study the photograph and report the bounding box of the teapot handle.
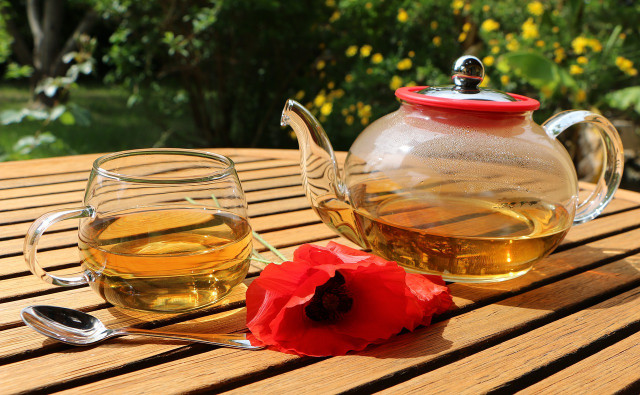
[543,110,624,224]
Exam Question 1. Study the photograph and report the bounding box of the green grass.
[0,84,194,161]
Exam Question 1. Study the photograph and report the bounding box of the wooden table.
[1,148,640,394]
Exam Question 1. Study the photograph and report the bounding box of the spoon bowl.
[21,305,263,350]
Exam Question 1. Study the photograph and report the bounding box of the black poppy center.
[305,271,353,322]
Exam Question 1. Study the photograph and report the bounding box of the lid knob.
[452,55,484,92]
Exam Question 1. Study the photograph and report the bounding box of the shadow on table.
[363,320,453,359]
[450,244,640,312]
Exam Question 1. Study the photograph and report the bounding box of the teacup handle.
[24,206,95,286]
[543,110,624,224]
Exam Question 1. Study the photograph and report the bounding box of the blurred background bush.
[0,0,638,187]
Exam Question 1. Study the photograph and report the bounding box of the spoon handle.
[118,328,264,350]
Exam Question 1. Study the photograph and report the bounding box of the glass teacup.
[24,149,252,313]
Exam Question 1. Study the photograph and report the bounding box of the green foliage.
[1,0,639,159]
[4,63,33,79]
[0,34,97,160]
[606,87,640,114]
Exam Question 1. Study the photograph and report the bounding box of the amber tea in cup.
[25,149,252,313]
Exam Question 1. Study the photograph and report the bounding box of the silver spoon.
[21,305,263,350]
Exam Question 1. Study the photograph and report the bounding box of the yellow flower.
[408,51,415,58]
[489,39,499,46]
[575,89,586,102]
[371,53,383,64]
[588,39,602,53]
[481,19,500,32]
[366,68,373,74]
[570,65,584,75]
[327,81,335,89]
[483,56,495,67]
[571,36,589,54]
[397,8,409,23]
[433,36,442,47]
[552,26,559,33]
[628,68,638,76]
[320,102,333,116]
[577,56,588,65]
[316,60,326,70]
[452,0,464,10]
[553,42,560,48]
[619,33,627,40]
[536,40,545,48]
[463,22,472,33]
[333,89,345,98]
[506,33,514,40]
[345,115,354,125]
[345,45,358,57]
[345,74,354,83]
[616,56,634,74]
[361,117,370,126]
[360,45,372,57]
[463,3,471,11]
[522,18,539,39]
[329,11,340,23]
[314,94,326,107]
[483,5,490,12]
[389,75,403,90]
[500,75,510,85]
[458,32,467,42]
[349,104,355,111]
[541,86,553,98]
[325,0,335,6]
[295,90,305,100]
[430,21,438,30]
[527,1,544,16]
[397,58,412,70]
[358,104,372,118]
[506,40,520,51]
[554,48,566,63]
[491,46,500,54]
[341,108,348,116]
[479,75,490,88]
[365,2,372,9]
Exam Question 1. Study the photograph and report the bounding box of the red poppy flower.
[245,242,452,357]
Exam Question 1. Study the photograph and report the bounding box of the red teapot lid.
[395,55,540,112]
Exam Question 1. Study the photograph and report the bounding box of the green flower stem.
[185,195,286,264]
[252,248,267,260]
[250,256,273,264]
[211,193,220,207]
[253,231,287,262]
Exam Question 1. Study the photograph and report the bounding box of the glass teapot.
[281,55,623,283]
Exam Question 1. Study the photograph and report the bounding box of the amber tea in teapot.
[318,192,571,282]
[284,55,624,283]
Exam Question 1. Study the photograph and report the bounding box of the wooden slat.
[1,149,640,394]
[520,331,640,393]
[377,287,640,394]
[0,151,275,181]
[4,219,639,391]
[0,283,249,361]
[220,255,640,394]
[0,247,78,277]
[45,253,640,395]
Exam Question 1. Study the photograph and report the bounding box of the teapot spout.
[281,99,368,248]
